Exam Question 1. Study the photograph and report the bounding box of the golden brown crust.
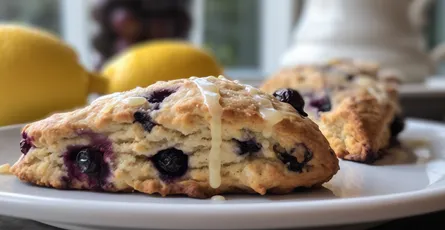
[319,92,394,163]
[11,76,339,198]
[261,59,402,163]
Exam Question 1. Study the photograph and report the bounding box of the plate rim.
[1,118,445,229]
[1,186,445,229]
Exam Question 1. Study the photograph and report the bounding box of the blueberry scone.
[11,76,339,198]
[261,59,405,163]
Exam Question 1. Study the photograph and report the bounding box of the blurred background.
[1,0,445,123]
[3,0,443,80]
[0,0,290,80]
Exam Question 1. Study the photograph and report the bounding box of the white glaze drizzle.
[353,77,388,104]
[366,86,386,103]
[244,85,284,138]
[123,96,147,106]
[192,77,223,188]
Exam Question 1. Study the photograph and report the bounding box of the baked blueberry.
[146,88,176,103]
[19,133,32,154]
[390,115,405,137]
[151,148,188,179]
[76,148,101,174]
[274,144,313,173]
[234,139,262,155]
[273,88,308,117]
[20,139,32,154]
[346,74,355,81]
[134,111,156,132]
[63,145,109,190]
[309,95,332,112]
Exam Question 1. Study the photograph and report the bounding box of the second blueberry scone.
[11,76,339,198]
[261,59,405,163]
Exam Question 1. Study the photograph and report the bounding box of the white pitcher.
[280,0,445,82]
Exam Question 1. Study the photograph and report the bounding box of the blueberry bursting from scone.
[261,59,405,163]
[11,76,339,198]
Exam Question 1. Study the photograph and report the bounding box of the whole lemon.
[101,40,223,93]
[0,25,107,126]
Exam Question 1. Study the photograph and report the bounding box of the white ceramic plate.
[1,119,445,230]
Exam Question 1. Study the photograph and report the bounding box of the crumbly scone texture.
[261,59,402,163]
[11,76,339,198]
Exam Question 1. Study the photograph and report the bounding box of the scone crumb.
[211,195,226,202]
[100,103,115,113]
[0,163,12,175]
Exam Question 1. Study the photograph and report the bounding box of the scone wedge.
[262,59,404,163]
[12,76,339,198]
